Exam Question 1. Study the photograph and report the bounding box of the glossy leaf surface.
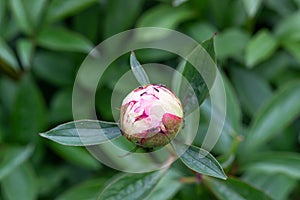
[130,51,150,86]
[179,144,227,180]
[1,163,38,200]
[204,176,272,200]
[0,145,34,180]
[40,120,122,146]
[178,36,216,114]
[45,0,97,22]
[243,81,300,153]
[37,27,93,53]
[242,152,300,178]
[98,170,166,200]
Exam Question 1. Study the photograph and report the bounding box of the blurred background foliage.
[0,0,300,199]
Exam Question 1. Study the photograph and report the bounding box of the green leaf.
[38,166,69,196]
[253,51,295,82]
[135,5,194,41]
[209,0,247,28]
[269,126,298,152]
[201,35,216,63]
[9,0,32,35]
[203,176,272,200]
[32,51,75,86]
[0,17,20,41]
[73,6,100,42]
[0,0,7,28]
[185,22,217,43]
[275,12,300,62]
[49,142,101,170]
[272,69,300,88]
[242,81,300,153]
[56,178,106,200]
[275,11,300,40]
[98,170,166,200]
[45,0,97,23]
[0,145,34,180]
[40,120,122,146]
[215,28,250,61]
[231,67,272,117]
[281,40,300,64]
[178,144,227,180]
[173,0,189,7]
[221,74,241,133]
[104,0,144,38]
[201,73,241,154]
[49,89,73,123]
[37,27,93,53]
[243,171,298,200]
[133,49,175,63]
[246,29,278,67]
[172,59,186,96]
[1,163,38,200]
[16,39,34,70]
[179,61,206,114]
[242,152,300,179]
[0,127,4,144]
[137,5,194,29]
[146,170,182,200]
[130,51,150,86]
[264,0,295,17]
[178,36,216,114]
[24,0,47,28]
[8,0,47,34]
[242,0,262,17]
[11,75,46,143]
[0,37,19,72]
[295,0,300,6]
[0,77,18,113]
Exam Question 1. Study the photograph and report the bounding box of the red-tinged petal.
[162,113,183,134]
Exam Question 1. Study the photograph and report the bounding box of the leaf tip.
[130,51,136,62]
[221,174,228,180]
[39,132,47,138]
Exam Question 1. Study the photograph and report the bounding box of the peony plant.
[40,37,232,199]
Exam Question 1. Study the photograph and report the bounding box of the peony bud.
[120,84,184,148]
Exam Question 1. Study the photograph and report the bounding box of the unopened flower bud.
[120,84,183,148]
